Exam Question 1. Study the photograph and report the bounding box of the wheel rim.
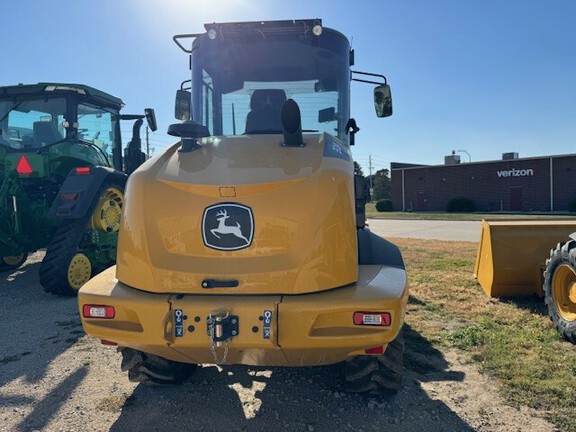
[92,187,124,233]
[67,253,92,291]
[552,264,576,322]
[2,253,25,267]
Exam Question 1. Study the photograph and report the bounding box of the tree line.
[354,161,391,202]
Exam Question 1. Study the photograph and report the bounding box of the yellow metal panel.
[77,266,184,361]
[116,134,357,295]
[474,219,576,297]
[78,264,408,367]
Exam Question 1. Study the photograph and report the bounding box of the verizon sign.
[497,168,534,178]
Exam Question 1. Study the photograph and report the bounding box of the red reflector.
[16,155,34,175]
[353,312,391,326]
[101,339,118,346]
[365,346,384,355]
[82,304,115,319]
[61,193,79,201]
[75,167,91,175]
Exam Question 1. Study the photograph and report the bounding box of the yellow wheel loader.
[78,19,408,393]
[475,219,576,343]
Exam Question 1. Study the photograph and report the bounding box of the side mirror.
[175,89,191,121]
[144,108,157,132]
[374,84,393,118]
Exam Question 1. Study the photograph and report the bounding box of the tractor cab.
[0,83,125,170]
[171,19,391,144]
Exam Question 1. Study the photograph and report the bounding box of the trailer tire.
[120,348,197,386]
[543,240,576,344]
[343,328,404,394]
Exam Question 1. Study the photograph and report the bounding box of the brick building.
[390,153,576,212]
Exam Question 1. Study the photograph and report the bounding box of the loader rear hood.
[116,133,357,295]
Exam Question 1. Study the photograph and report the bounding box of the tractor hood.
[116,133,357,295]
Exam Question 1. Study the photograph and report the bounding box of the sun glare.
[142,0,261,30]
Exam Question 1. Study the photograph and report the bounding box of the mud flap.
[48,166,127,220]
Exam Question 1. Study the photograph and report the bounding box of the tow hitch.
[207,308,239,364]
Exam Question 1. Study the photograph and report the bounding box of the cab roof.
[0,82,124,108]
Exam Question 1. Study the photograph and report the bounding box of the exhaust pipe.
[281,99,304,147]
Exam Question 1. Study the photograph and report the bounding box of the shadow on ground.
[499,295,548,317]
[110,324,473,432]
[0,255,83,427]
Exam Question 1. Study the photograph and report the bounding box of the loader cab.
[173,20,360,144]
[0,83,125,170]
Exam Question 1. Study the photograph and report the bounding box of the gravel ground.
[0,253,559,432]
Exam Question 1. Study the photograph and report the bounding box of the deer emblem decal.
[211,209,249,243]
[202,203,254,251]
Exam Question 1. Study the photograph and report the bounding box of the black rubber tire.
[39,218,90,296]
[0,252,28,273]
[543,240,576,344]
[120,348,197,386]
[343,328,404,395]
[40,181,124,296]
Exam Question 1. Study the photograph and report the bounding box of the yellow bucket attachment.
[474,219,576,298]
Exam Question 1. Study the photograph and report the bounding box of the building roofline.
[391,153,576,171]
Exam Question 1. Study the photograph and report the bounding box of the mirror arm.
[351,70,387,86]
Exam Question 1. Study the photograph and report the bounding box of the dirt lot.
[0,251,560,432]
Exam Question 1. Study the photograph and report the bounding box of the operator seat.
[245,89,287,134]
[33,121,63,147]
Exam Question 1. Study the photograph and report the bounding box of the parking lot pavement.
[367,219,481,242]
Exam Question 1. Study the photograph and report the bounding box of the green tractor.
[0,83,156,295]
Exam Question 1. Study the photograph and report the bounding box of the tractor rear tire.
[0,252,28,273]
[40,218,91,296]
[543,240,576,344]
[343,328,404,395]
[40,181,124,296]
[120,348,197,386]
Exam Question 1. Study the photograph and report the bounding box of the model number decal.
[175,309,184,337]
[263,310,272,339]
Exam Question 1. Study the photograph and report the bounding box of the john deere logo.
[202,203,254,251]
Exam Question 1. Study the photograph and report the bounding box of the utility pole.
[368,155,373,201]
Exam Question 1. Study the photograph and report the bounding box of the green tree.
[354,161,364,177]
[369,169,391,201]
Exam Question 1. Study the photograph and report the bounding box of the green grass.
[365,203,576,220]
[395,237,576,431]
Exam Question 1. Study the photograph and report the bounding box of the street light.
[457,149,471,163]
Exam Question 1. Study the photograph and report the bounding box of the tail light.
[75,167,91,175]
[82,304,115,319]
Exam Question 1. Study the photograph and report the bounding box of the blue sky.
[4,0,575,176]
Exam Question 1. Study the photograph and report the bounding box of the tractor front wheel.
[543,240,576,344]
[40,219,92,296]
[342,328,404,395]
[0,253,28,273]
[120,348,197,386]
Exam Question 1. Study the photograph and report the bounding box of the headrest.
[250,89,287,110]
